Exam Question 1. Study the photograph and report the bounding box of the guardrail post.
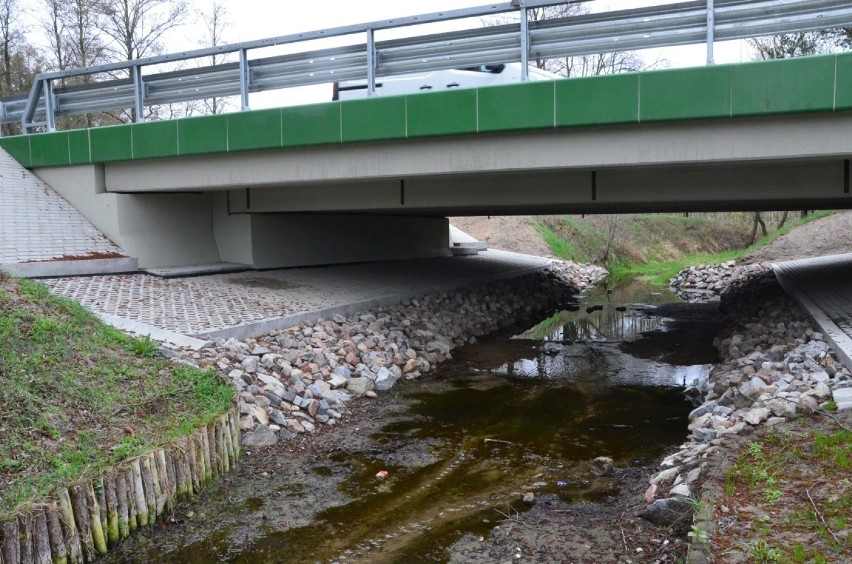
[44,79,56,131]
[519,0,529,81]
[132,65,145,122]
[239,48,250,110]
[706,0,715,65]
[366,28,377,96]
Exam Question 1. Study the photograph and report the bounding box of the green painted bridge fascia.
[3,52,852,169]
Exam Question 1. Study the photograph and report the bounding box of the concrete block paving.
[0,149,125,265]
[774,253,852,371]
[44,250,550,339]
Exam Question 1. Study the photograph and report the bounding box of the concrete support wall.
[35,165,220,268]
[210,192,253,265]
[33,166,451,269]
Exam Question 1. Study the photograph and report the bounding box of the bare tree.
[42,0,70,76]
[197,0,234,115]
[39,0,109,127]
[95,0,187,122]
[749,32,833,60]
[97,0,188,63]
[0,0,26,94]
[65,0,106,70]
[485,4,651,77]
[0,0,43,134]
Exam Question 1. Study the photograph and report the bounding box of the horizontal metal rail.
[1,0,851,133]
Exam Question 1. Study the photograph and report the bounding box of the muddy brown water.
[104,279,720,563]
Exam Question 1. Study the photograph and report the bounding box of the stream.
[104,278,722,563]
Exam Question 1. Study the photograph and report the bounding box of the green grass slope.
[0,273,233,518]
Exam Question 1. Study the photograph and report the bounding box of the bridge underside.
[31,111,852,269]
[88,111,851,215]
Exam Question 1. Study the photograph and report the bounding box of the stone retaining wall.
[0,407,240,563]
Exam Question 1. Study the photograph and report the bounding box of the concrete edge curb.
[194,260,552,341]
[96,313,211,351]
[1,257,138,278]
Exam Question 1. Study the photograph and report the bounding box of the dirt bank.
[740,210,852,264]
[451,216,553,257]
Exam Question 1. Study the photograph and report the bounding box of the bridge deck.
[774,254,852,384]
[2,52,852,169]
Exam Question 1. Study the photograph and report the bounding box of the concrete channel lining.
[194,256,552,341]
[773,254,852,372]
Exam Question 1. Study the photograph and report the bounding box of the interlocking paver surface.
[774,253,852,369]
[44,250,549,337]
[0,149,125,264]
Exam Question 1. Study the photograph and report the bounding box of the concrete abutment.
[34,165,451,270]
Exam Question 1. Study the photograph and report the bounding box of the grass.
[715,423,852,562]
[533,213,754,269]
[607,211,833,285]
[0,273,234,518]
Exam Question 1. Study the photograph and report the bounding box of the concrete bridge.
[2,53,852,270]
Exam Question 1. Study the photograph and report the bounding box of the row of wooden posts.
[0,408,240,564]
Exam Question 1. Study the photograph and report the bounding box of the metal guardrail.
[2,0,851,134]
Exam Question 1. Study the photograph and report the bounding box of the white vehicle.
[332,63,559,100]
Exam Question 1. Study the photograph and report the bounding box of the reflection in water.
[520,278,678,342]
[490,343,712,390]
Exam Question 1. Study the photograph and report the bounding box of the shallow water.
[105,278,718,563]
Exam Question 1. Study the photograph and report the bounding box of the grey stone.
[798,340,830,360]
[591,456,614,477]
[322,389,352,403]
[811,370,830,384]
[743,407,770,426]
[740,376,768,399]
[426,340,452,355]
[639,497,694,527]
[241,356,259,374]
[346,377,374,396]
[670,484,691,497]
[242,425,278,447]
[798,395,819,412]
[285,419,305,434]
[308,381,331,397]
[651,466,681,485]
[692,427,717,442]
[328,374,348,389]
[811,382,832,400]
[688,401,717,420]
[268,409,288,426]
[374,367,399,391]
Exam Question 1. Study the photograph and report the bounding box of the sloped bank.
[0,272,240,563]
[641,264,852,557]
[169,261,607,448]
